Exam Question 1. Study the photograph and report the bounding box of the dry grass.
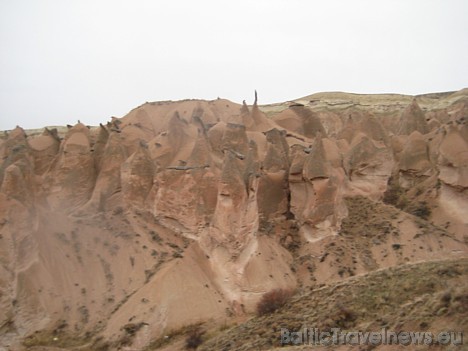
[197,258,468,351]
[144,322,205,350]
[22,331,90,349]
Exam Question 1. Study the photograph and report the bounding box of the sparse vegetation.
[22,330,88,349]
[383,178,432,220]
[172,251,183,258]
[197,258,468,351]
[117,322,147,347]
[145,322,205,350]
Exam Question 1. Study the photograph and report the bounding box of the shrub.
[333,303,357,328]
[185,327,205,350]
[256,288,293,316]
[383,178,403,207]
[392,243,402,250]
[383,178,411,210]
[453,292,468,313]
[150,230,162,243]
[440,291,452,307]
[410,201,431,220]
[113,206,124,215]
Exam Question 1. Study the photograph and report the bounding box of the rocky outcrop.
[44,123,96,210]
[399,131,431,174]
[438,125,468,188]
[257,129,290,221]
[289,134,347,242]
[121,145,154,206]
[28,128,60,175]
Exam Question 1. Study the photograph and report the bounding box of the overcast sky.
[0,0,467,130]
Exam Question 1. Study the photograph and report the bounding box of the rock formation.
[0,89,467,350]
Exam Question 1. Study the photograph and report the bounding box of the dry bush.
[185,327,205,349]
[383,178,404,207]
[409,201,431,220]
[333,303,357,328]
[452,292,468,313]
[383,179,432,220]
[256,288,293,316]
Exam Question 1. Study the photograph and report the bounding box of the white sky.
[0,0,467,130]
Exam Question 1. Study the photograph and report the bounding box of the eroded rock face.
[344,134,394,198]
[1,90,467,350]
[398,99,429,135]
[45,124,96,211]
[438,126,468,188]
[399,131,431,173]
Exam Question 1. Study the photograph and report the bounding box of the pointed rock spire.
[240,100,250,116]
[398,99,429,135]
[303,132,330,180]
